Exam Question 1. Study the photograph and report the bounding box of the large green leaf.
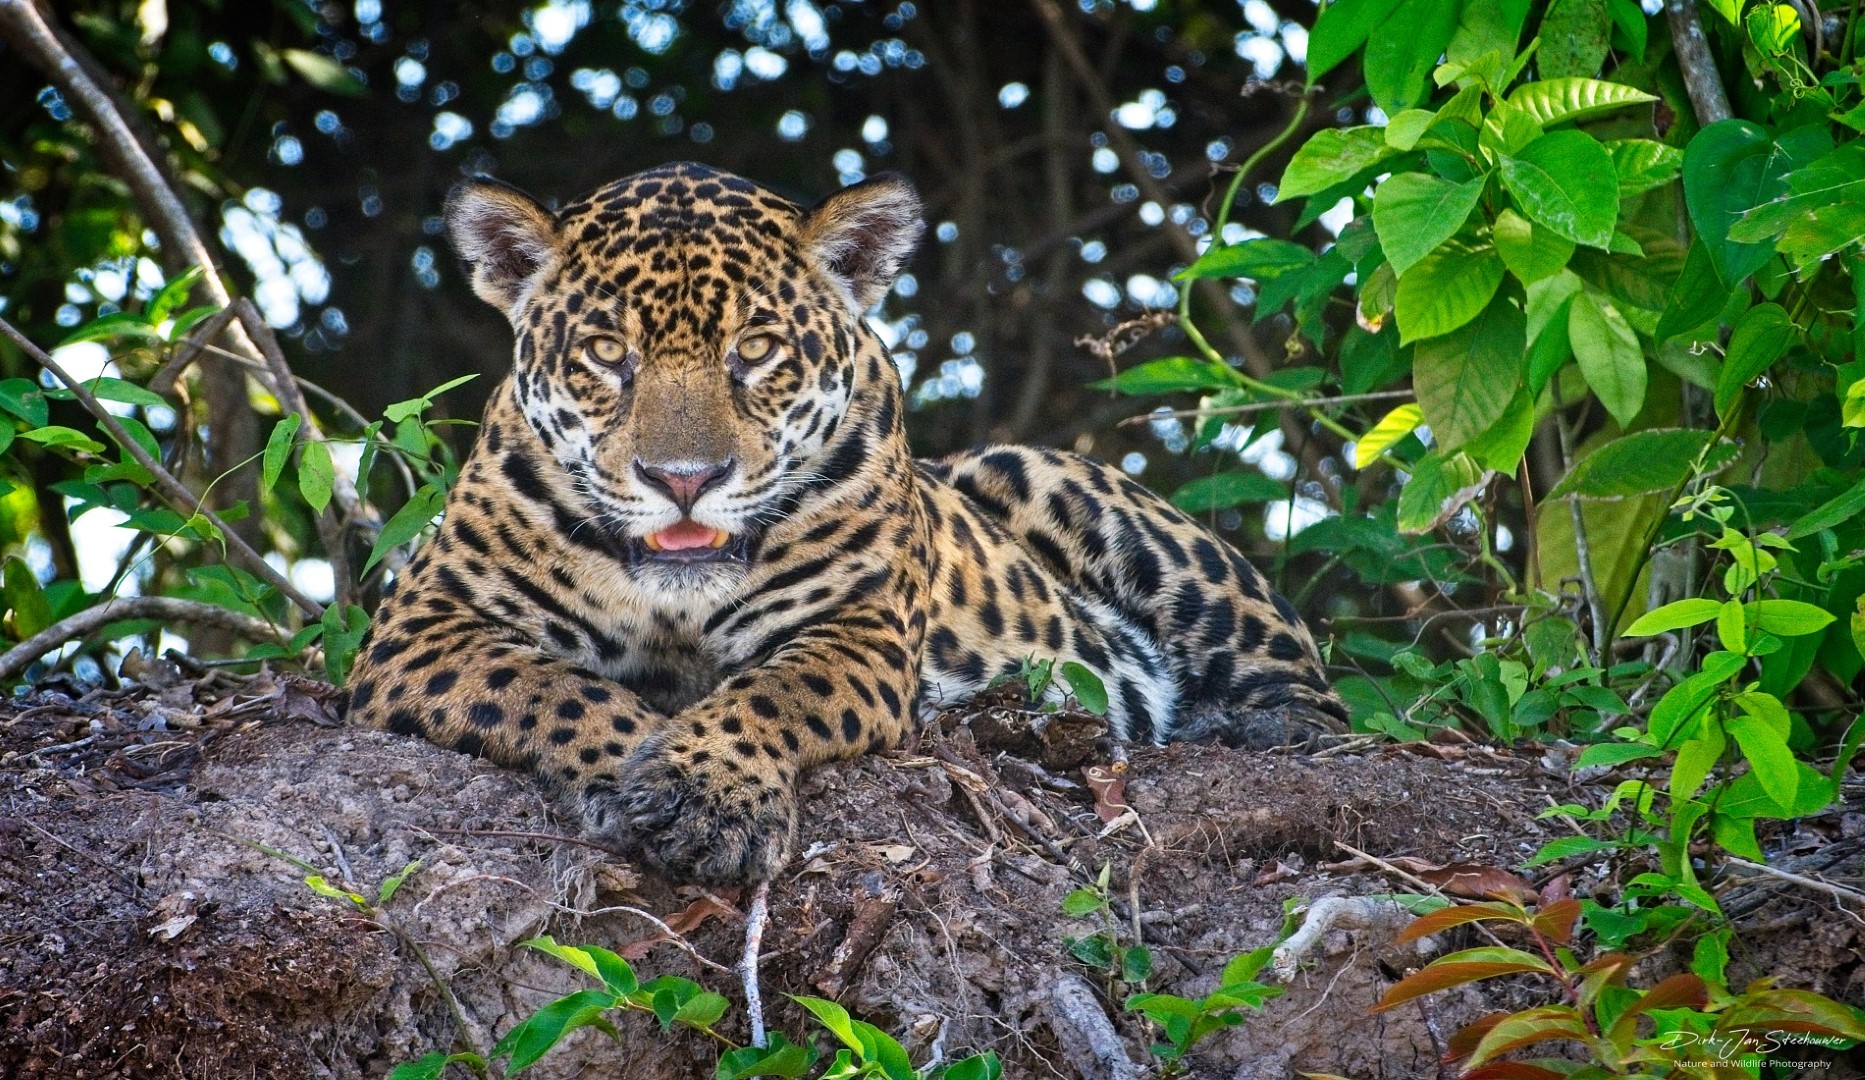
[1277,127,1397,202]
[1682,120,1827,285]
[1500,131,1620,249]
[1505,78,1658,128]
[1545,428,1723,499]
[1362,0,1459,113]
[1373,173,1488,275]
[1568,290,1645,424]
[1395,238,1505,343]
[1305,0,1407,80]
[1413,292,1525,451]
[1714,302,1796,418]
[1538,0,1611,78]
[1786,474,1865,539]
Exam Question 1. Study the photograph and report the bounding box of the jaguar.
[346,162,1345,884]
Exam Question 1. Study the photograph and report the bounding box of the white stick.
[740,880,772,1048]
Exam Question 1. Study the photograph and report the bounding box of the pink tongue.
[653,520,723,551]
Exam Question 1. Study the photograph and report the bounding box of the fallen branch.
[740,880,772,1048]
[1270,895,1417,982]
[0,315,326,619]
[0,596,286,682]
[1045,972,1143,1080]
[1725,856,1865,918]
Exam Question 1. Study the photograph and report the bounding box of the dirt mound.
[1,672,1860,1079]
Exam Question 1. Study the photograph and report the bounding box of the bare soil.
[1,668,1860,1079]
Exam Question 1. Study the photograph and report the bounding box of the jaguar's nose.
[633,457,735,512]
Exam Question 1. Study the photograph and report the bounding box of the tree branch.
[0,596,286,682]
[1665,0,1733,125]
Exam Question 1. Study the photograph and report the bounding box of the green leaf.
[1505,78,1658,128]
[1683,120,1802,286]
[147,267,206,324]
[493,989,619,1071]
[376,859,423,906]
[1648,651,1746,747]
[1714,302,1795,418]
[320,604,370,685]
[18,426,108,454]
[1058,661,1109,715]
[1372,173,1488,275]
[1778,200,1865,267]
[1361,0,1459,112]
[1746,599,1835,638]
[1573,742,1663,768]
[938,1053,1003,1080]
[1353,403,1423,468]
[1277,127,1397,202]
[1395,238,1505,342]
[299,438,335,514]
[1544,428,1733,501]
[1168,472,1288,512]
[55,311,161,347]
[1607,0,1649,57]
[792,995,862,1052]
[3,557,54,641]
[716,1034,817,1080]
[364,483,447,574]
[1671,726,1725,801]
[1061,888,1104,916]
[674,991,730,1031]
[1494,209,1576,284]
[1568,290,1645,425]
[1728,143,1865,245]
[1727,711,1799,811]
[1122,945,1153,983]
[1538,0,1611,78]
[281,48,368,96]
[384,373,479,424]
[1383,109,1437,150]
[1654,240,1732,343]
[44,377,169,409]
[1304,0,1406,80]
[1413,292,1524,450]
[1624,597,1723,636]
[1786,474,1865,539]
[262,414,303,493]
[1090,357,1246,395]
[1175,238,1315,282]
[0,379,47,428]
[1500,131,1621,249]
[1607,139,1684,198]
[1397,450,1490,534]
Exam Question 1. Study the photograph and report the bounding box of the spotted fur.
[346,163,1345,884]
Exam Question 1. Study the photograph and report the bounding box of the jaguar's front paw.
[584,738,797,885]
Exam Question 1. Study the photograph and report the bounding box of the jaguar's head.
[445,162,921,594]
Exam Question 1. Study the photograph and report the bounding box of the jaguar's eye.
[585,336,629,366]
[735,333,780,365]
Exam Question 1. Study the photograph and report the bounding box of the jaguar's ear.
[800,174,923,314]
[445,177,564,317]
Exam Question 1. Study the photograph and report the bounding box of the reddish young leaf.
[1416,863,1538,901]
[1465,1006,1593,1068]
[1529,897,1582,945]
[1395,901,1530,944]
[1608,973,1709,1043]
[1444,1012,1510,1062]
[1374,960,1552,1012]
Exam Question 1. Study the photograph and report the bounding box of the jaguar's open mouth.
[631,519,751,564]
